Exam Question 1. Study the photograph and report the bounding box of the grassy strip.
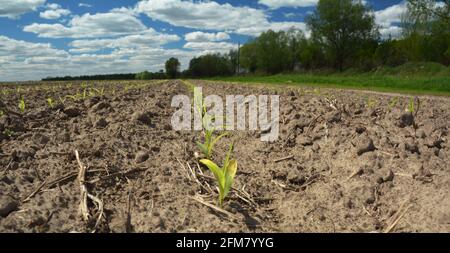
[206,74,450,96]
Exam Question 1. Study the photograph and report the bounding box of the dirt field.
[0,80,449,233]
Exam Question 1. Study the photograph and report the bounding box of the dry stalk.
[75,150,104,230]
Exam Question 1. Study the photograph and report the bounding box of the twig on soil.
[271,179,295,191]
[346,168,363,181]
[394,173,414,179]
[87,167,145,184]
[45,169,104,189]
[0,158,13,177]
[306,115,322,135]
[273,154,294,163]
[383,200,412,233]
[33,167,43,182]
[377,150,396,157]
[49,151,70,156]
[189,195,237,221]
[22,180,47,203]
[75,150,104,230]
[176,157,192,181]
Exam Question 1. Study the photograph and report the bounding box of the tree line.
[43,0,449,81]
[235,0,449,74]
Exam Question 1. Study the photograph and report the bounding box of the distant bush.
[373,62,450,76]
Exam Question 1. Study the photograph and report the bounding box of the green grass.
[207,73,450,96]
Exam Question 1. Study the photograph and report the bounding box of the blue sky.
[0,0,407,81]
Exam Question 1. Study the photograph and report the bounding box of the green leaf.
[211,132,228,149]
[223,143,234,169]
[223,159,237,197]
[196,142,208,155]
[200,159,225,189]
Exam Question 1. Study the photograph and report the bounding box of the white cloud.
[79,3,92,8]
[0,35,198,81]
[375,2,407,28]
[0,35,68,58]
[375,2,407,39]
[380,26,403,39]
[236,21,307,37]
[183,41,237,52]
[69,29,180,53]
[135,0,307,36]
[135,0,267,35]
[24,12,147,38]
[258,0,318,9]
[185,31,230,42]
[40,3,71,19]
[0,0,46,19]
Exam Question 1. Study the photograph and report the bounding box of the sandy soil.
[0,80,449,233]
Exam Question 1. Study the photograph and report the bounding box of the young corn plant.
[93,87,105,98]
[195,91,227,159]
[18,97,26,113]
[200,144,237,206]
[388,96,399,111]
[408,97,415,113]
[46,97,54,108]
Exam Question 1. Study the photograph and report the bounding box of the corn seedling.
[0,110,4,117]
[200,144,237,206]
[366,96,377,108]
[388,96,399,111]
[18,97,25,113]
[195,90,227,159]
[3,128,14,137]
[93,87,105,97]
[408,97,415,113]
[47,97,54,108]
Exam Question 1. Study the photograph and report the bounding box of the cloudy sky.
[0,0,407,81]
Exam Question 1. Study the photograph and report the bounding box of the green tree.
[401,0,450,64]
[188,54,233,77]
[239,40,258,73]
[307,0,379,71]
[254,30,291,74]
[165,57,180,79]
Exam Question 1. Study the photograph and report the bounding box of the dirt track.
[0,80,449,232]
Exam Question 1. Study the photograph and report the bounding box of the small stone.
[356,137,376,156]
[63,107,81,117]
[0,195,18,217]
[287,170,306,185]
[92,101,110,112]
[355,126,366,134]
[397,113,414,128]
[383,170,395,182]
[34,133,50,145]
[135,151,149,163]
[405,140,419,154]
[415,129,426,139]
[312,143,320,152]
[132,111,153,126]
[95,118,108,128]
[60,132,71,142]
[296,135,313,146]
[326,111,341,123]
[438,150,446,160]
